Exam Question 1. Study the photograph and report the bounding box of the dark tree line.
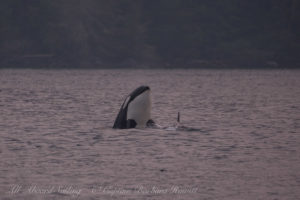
[0,0,299,68]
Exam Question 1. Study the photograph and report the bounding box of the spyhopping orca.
[113,86,155,129]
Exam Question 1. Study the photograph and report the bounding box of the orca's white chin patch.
[127,90,151,128]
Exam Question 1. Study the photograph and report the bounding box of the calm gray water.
[0,69,299,200]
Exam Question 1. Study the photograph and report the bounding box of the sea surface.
[0,69,299,200]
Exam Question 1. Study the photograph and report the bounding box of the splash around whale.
[113,86,200,131]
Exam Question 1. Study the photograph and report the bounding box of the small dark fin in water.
[177,112,180,123]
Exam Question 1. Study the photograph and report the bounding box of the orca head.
[126,86,151,128]
[113,86,152,129]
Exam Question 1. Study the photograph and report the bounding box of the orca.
[113,86,154,129]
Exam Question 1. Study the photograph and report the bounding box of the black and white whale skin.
[113,86,154,129]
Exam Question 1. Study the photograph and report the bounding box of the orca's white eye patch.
[122,96,131,109]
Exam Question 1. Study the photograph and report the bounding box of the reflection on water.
[0,69,300,200]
